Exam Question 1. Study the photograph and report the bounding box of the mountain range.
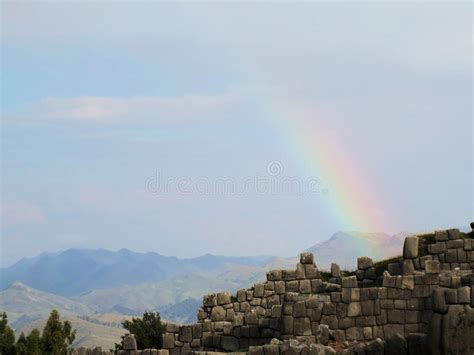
[0,230,407,349]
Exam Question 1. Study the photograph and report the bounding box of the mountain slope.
[306,231,407,270]
[0,249,272,296]
[0,281,93,318]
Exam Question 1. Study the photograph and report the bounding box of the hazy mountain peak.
[9,281,30,290]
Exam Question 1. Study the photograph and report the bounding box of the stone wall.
[161,226,474,355]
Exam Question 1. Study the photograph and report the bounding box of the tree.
[0,312,16,355]
[16,333,27,355]
[118,311,166,350]
[41,310,76,355]
[25,329,41,355]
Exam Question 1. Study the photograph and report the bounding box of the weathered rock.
[221,336,239,351]
[300,252,314,264]
[263,344,280,355]
[402,260,414,275]
[425,260,440,274]
[385,333,407,355]
[366,338,384,355]
[407,333,428,355]
[433,288,448,313]
[403,236,419,259]
[217,292,232,305]
[347,302,362,317]
[435,230,449,241]
[358,257,374,270]
[308,343,336,355]
[294,317,311,335]
[211,306,226,321]
[123,334,137,351]
[331,263,341,278]
[441,305,474,355]
[203,293,218,307]
[162,334,175,349]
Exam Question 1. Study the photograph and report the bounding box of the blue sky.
[1,2,472,266]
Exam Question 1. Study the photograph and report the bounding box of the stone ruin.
[72,223,474,355]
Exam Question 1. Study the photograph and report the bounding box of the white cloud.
[7,94,244,125]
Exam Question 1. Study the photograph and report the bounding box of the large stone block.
[433,288,448,314]
[263,344,279,355]
[445,249,457,263]
[275,281,286,294]
[400,276,414,290]
[331,263,341,278]
[347,302,362,317]
[385,334,407,355]
[304,264,319,279]
[447,228,460,240]
[311,279,323,293]
[123,334,137,351]
[282,269,296,281]
[442,305,474,355]
[267,270,282,281]
[293,301,306,317]
[211,306,226,321]
[203,293,218,307]
[342,276,358,288]
[300,252,314,264]
[179,326,192,342]
[435,230,449,241]
[445,288,458,304]
[296,263,306,279]
[254,283,265,298]
[402,260,414,275]
[346,327,364,341]
[458,286,471,304]
[407,333,428,355]
[358,257,374,270]
[299,279,311,294]
[282,316,294,334]
[286,280,299,292]
[294,318,312,335]
[221,336,239,351]
[387,310,404,324]
[425,260,440,274]
[403,236,419,259]
[162,334,175,349]
[217,292,232,305]
[366,338,384,355]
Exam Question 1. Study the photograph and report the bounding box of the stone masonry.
[71,224,474,354]
[160,225,474,355]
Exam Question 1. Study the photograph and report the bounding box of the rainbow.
[258,95,394,234]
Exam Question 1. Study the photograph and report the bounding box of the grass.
[319,271,332,282]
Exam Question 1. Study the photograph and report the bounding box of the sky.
[1,2,472,267]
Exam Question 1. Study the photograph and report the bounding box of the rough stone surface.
[77,224,474,355]
[403,236,419,259]
[123,334,138,351]
[357,257,374,270]
[385,333,407,355]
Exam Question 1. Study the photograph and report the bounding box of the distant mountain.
[306,231,408,270]
[160,298,202,324]
[0,281,94,326]
[0,249,272,296]
[75,272,246,314]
